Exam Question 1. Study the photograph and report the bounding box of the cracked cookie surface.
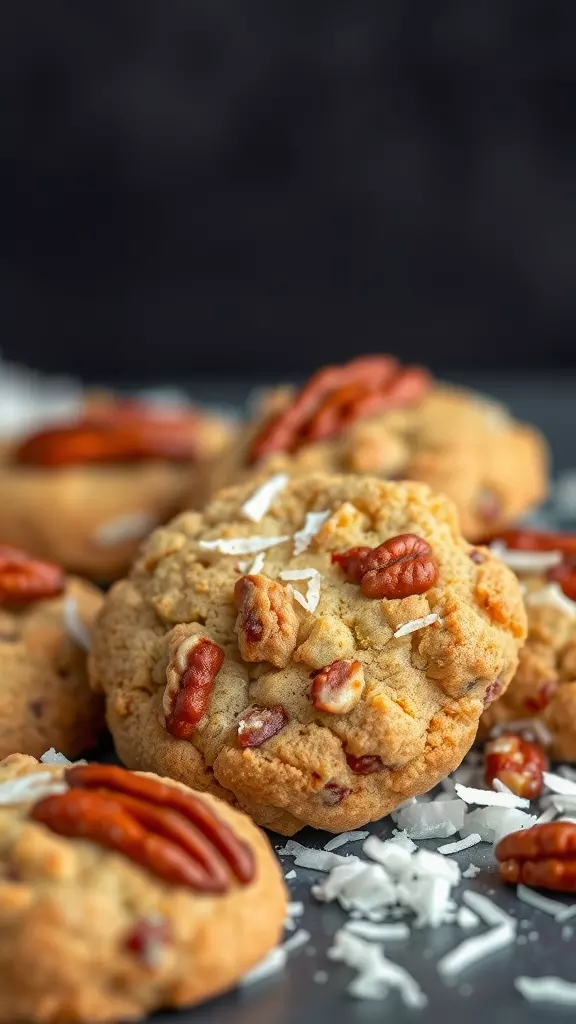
[0,754,285,1024]
[90,473,527,834]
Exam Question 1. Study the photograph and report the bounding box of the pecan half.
[163,636,224,739]
[0,546,65,605]
[496,823,576,892]
[333,534,437,600]
[30,763,255,891]
[346,752,385,775]
[237,704,288,747]
[14,401,199,467]
[311,659,365,714]
[484,733,548,800]
[234,574,299,667]
[249,355,430,462]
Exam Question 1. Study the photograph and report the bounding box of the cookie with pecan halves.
[0,547,104,760]
[480,528,576,761]
[0,396,235,580]
[90,472,526,835]
[205,356,548,542]
[0,754,285,1024]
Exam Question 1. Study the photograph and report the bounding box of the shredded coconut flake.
[62,596,91,652]
[393,613,440,638]
[556,904,576,924]
[535,806,557,825]
[199,535,289,555]
[279,568,319,581]
[516,885,567,917]
[276,839,358,873]
[396,799,466,839]
[282,928,311,954]
[292,510,331,556]
[460,806,537,844]
[240,947,287,987]
[284,869,296,881]
[324,831,370,852]
[462,891,516,929]
[515,976,576,1007]
[344,920,410,942]
[246,552,265,574]
[526,583,576,617]
[489,717,553,747]
[328,930,427,1007]
[455,782,529,809]
[0,772,66,805]
[240,474,289,522]
[456,907,480,931]
[437,833,482,855]
[462,864,480,879]
[438,922,515,980]
[289,575,321,613]
[490,542,563,573]
[543,770,576,796]
[363,836,414,876]
[40,749,73,766]
[94,511,158,547]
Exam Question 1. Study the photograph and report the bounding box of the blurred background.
[1,2,575,381]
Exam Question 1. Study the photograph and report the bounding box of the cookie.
[0,755,286,1023]
[0,547,104,760]
[480,529,576,760]
[89,472,526,835]
[0,397,234,579]
[206,355,548,541]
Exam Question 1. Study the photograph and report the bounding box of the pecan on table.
[496,822,576,892]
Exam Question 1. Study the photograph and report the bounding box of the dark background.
[1,1,575,380]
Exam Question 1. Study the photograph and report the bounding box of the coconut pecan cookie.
[206,356,548,541]
[90,473,526,835]
[0,754,285,1023]
[480,529,576,760]
[0,547,104,760]
[0,397,234,579]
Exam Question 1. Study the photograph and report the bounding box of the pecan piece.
[484,733,548,800]
[237,705,288,747]
[524,680,557,713]
[346,753,385,775]
[333,535,437,600]
[234,574,299,667]
[14,402,199,467]
[496,823,576,892]
[330,547,372,584]
[249,355,431,462]
[311,659,365,714]
[66,763,254,883]
[483,528,576,557]
[0,546,65,605]
[163,635,224,739]
[30,763,255,891]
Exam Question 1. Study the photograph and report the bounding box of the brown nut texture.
[333,534,438,600]
[311,659,365,714]
[29,763,255,891]
[237,705,288,748]
[249,355,430,462]
[163,636,224,739]
[345,753,386,775]
[484,733,548,799]
[0,545,65,605]
[496,822,576,892]
[234,574,299,667]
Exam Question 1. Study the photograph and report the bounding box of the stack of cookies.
[2,353,571,1022]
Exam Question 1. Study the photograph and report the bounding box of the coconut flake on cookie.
[241,474,289,523]
[526,583,576,616]
[94,512,159,547]
[199,535,290,555]
[62,595,91,651]
[292,510,331,556]
[393,613,440,638]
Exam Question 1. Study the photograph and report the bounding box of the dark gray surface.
[143,373,576,1021]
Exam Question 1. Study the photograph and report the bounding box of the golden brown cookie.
[0,398,234,579]
[90,472,526,835]
[0,754,286,1023]
[0,547,104,760]
[206,356,548,541]
[480,529,576,760]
